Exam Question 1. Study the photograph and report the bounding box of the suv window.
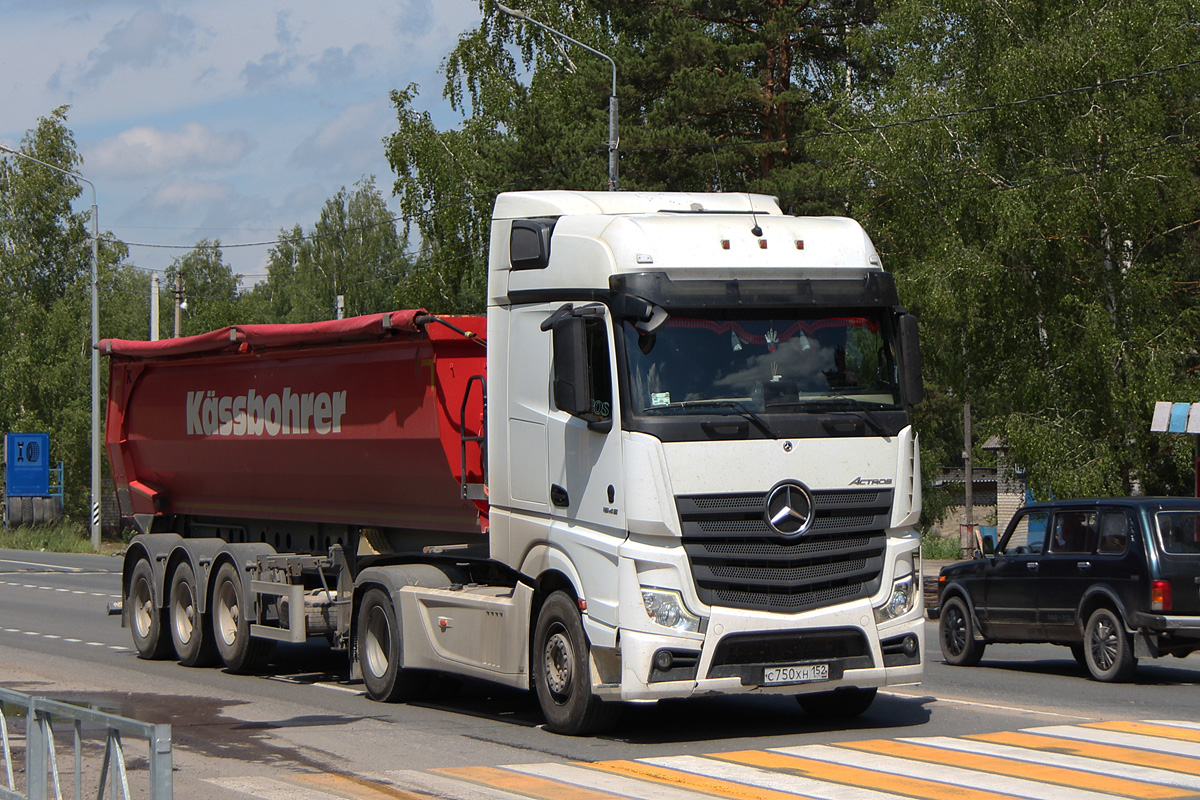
[1049,510,1098,554]
[1097,511,1131,554]
[999,510,1049,555]
[1156,511,1200,555]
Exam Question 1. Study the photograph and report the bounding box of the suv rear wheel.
[939,596,986,666]
[1083,607,1136,682]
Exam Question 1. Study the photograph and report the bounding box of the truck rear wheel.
[128,559,172,659]
[169,562,217,667]
[533,591,619,736]
[212,563,275,673]
[358,588,428,702]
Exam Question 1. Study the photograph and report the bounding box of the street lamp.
[496,3,619,190]
[0,143,103,552]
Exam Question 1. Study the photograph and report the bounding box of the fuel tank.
[99,310,487,535]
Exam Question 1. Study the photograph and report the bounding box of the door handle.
[550,484,569,508]
[1026,562,1039,572]
[1076,561,1092,571]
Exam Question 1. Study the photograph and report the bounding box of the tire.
[19,496,33,528]
[533,591,620,736]
[212,562,275,673]
[1084,607,1136,682]
[797,687,878,719]
[169,562,218,667]
[357,587,428,702]
[939,595,986,666]
[127,559,172,659]
[1069,643,1088,669]
[4,497,19,528]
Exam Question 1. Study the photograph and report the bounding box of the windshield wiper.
[644,399,778,439]
[766,395,890,434]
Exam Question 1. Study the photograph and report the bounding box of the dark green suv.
[937,497,1200,682]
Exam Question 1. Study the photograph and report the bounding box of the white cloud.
[88,123,252,177]
[287,98,393,180]
[79,7,198,85]
[147,178,231,211]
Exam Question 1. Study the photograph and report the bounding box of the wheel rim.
[215,580,239,647]
[1090,615,1118,671]
[172,579,196,645]
[543,624,574,700]
[132,577,154,639]
[944,605,966,656]
[364,605,391,679]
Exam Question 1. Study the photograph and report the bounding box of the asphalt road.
[3,547,1200,800]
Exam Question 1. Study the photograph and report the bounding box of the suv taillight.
[1151,580,1172,612]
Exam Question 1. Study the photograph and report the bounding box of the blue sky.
[0,0,482,283]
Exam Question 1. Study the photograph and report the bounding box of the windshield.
[621,310,902,422]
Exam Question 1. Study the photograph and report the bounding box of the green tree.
[386,0,886,312]
[839,0,1200,497]
[251,178,410,321]
[0,108,131,521]
[163,240,241,337]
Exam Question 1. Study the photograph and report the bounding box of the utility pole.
[150,272,160,341]
[174,273,184,338]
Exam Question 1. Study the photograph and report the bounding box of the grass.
[921,531,964,560]
[0,522,124,554]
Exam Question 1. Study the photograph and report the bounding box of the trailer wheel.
[128,559,172,659]
[212,563,275,673]
[358,588,428,702]
[169,562,217,667]
[797,686,877,719]
[533,591,619,736]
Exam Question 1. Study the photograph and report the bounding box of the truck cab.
[483,192,925,728]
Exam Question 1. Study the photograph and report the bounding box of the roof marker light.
[795,240,805,250]
[720,239,730,250]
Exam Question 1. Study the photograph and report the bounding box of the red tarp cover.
[98,309,428,358]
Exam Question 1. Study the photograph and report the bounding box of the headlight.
[874,571,918,623]
[641,588,702,633]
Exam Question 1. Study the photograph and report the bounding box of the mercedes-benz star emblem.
[765,481,814,536]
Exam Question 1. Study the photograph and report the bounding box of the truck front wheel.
[1084,607,1136,682]
[357,588,428,702]
[128,559,172,659]
[212,563,275,673]
[169,562,217,667]
[533,591,619,736]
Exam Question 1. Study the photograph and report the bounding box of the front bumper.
[606,598,924,702]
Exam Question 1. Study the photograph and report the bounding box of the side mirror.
[551,316,592,417]
[898,313,924,406]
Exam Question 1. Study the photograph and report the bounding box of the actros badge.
[764,480,815,536]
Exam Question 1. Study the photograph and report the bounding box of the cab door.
[980,509,1049,639]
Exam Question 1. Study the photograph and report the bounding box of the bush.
[921,531,963,560]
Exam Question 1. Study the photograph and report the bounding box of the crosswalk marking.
[968,730,1200,781]
[1007,725,1200,758]
[894,735,1200,792]
[593,755,888,800]
[210,719,1200,800]
[828,738,1191,799]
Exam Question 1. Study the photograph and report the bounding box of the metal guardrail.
[0,688,171,800]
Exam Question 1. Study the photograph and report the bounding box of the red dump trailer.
[102,310,488,539]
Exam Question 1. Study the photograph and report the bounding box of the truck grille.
[677,489,890,613]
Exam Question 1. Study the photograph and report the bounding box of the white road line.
[1148,719,1200,731]
[204,777,342,800]
[377,770,533,800]
[771,743,1164,800]
[883,690,1095,721]
[262,676,363,695]
[903,734,1200,790]
[0,558,84,572]
[508,762,714,800]
[639,754,902,800]
[1028,724,1200,758]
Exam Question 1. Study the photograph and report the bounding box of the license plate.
[763,663,830,685]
